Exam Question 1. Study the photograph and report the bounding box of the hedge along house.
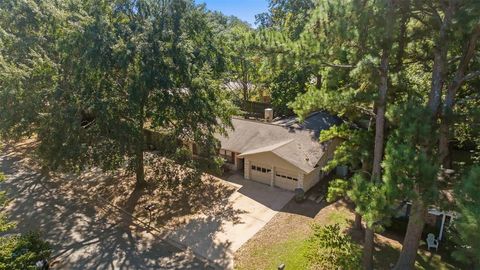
[216,110,343,192]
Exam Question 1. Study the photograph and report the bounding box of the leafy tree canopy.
[0,0,236,185]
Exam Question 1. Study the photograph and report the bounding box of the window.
[219,149,234,164]
[252,165,271,173]
[276,173,298,181]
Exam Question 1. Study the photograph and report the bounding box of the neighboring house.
[215,110,343,192]
[395,190,457,242]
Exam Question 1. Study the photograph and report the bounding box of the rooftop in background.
[272,111,343,137]
[195,0,268,27]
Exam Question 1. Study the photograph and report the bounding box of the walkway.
[168,174,294,269]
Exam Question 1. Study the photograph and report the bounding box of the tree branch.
[462,70,480,83]
[321,62,356,69]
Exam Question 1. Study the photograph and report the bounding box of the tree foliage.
[450,166,480,268]
[383,103,439,204]
[0,232,51,270]
[0,0,236,186]
[305,224,362,270]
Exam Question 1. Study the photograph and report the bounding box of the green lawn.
[235,206,352,270]
[235,202,462,270]
[237,233,310,270]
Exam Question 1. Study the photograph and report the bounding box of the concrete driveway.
[0,147,210,270]
[168,174,294,269]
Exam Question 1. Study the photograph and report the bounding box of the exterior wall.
[244,152,304,191]
[246,152,300,172]
[219,149,246,172]
[234,154,242,170]
[303,167,322,191]
[240,138,341,192]
[301,138,343,190]
[224,163,237,171]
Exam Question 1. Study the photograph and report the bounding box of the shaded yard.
[4,140,237,233]
[1,140,241,269]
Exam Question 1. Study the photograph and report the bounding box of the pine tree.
[451,166,480,268]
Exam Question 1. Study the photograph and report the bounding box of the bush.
[294,188,306,202]
[0,231,51,270]
[305,224,362,270]
[0,171,51,270]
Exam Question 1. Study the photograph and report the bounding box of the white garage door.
[250,163,272,185]
[274,169,298,190]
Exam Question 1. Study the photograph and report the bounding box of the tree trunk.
[393,195,427,270]
[242,80,248,102]
[438,122,452,168]
[135,148,146,188]
[395,5,455,268]
[394,0,409,72]
[371,51,388,181]
[363,1,395,268]
[242,77,249,119]
[363,228,375,270]
[316,74,322,89]
[427,3,455,115]
[136,93,147,188]
[355,212,363,230]
[363,49,388,270]
[439,24,480,168]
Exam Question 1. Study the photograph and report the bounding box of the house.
[396,190,457,242]
[215,110,343,192]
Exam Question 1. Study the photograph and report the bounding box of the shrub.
[0,231,51,270]
[0,171,51,270]
[305,224,362,270]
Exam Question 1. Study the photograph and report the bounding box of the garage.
[274,169,298,190]
[249,163,272,185]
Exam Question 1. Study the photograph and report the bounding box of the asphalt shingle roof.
[217,111,342,173]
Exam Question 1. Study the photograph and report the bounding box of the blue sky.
[195,0,269,26]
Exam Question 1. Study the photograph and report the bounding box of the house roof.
[217,111,342,173]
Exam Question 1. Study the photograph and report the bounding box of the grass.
[323,208,351,228]
[373,239,459,270]
[237,233,310,270]
[235,200,462,270]
[235,202,353,270]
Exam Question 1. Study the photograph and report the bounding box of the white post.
[270,166,275,187]
[244,159,250,180]
[439,213,447,240]
[233,153,238,170]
